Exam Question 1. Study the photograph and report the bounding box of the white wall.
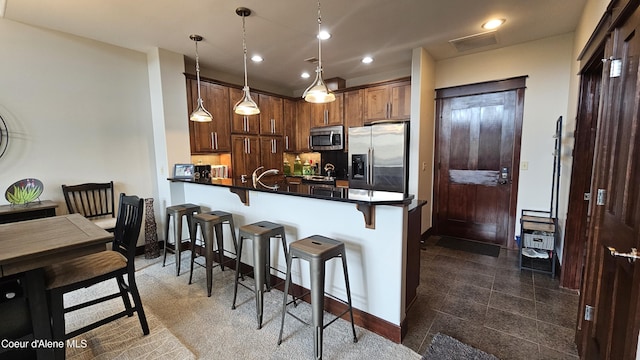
[434,33,575,254]
[0,18,156,235]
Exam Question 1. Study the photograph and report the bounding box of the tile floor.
[402,236,580,360]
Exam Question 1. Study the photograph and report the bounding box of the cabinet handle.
[214,132,218,150]
[272,139,276,153]
[271,118,275,133]
[210,132,215,149]
[285,135,289,150]
[247,138,251,154]
[324,109,328,124]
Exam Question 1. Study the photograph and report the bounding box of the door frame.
[434,76,526,249]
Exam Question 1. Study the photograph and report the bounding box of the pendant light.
[233,7,260,115]
[189,34,213,122]
[302,0,335,104]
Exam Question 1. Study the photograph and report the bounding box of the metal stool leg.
[188,221,200,285]
[278,249,294,345]
[341,254,358,343]
[310,258,325,360]
[253,235,267,329]
[232,235,244,310]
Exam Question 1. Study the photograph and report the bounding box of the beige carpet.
[62,255,421,359]
[63,280,195,360]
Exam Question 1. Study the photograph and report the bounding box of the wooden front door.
[578,6,640,358]
[434,78,525,247]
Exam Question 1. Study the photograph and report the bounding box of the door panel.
[435,87,522,246]
[580,8,640,358]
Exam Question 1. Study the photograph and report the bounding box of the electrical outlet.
[521,161,528,170]
[422,162,427,171]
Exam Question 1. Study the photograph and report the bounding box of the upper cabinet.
[258,93,284,136]
[343,89,364,151]
[296,101,312,152]
[187,78,232,153]
[283,99,297,152]
[364,80,411,123]
[230,87,261,135]
[310,93,344,127]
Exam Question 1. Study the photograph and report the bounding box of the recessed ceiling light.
[362,56,373,64]
[317,31,331,40]
[251,55,263,62]
[482,18,505,30]
[301,72,310,79]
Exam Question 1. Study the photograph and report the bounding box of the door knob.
[607,246,640,263]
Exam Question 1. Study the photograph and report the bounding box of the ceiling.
[4,0,587,94]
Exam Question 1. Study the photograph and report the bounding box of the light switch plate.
[521,161,529,170]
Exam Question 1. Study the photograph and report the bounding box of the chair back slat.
[113,193,144,262]
[62,182,115,219]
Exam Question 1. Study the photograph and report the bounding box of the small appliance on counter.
[194,164,211,180]
[320,150,348,179]
[348,122,409,194]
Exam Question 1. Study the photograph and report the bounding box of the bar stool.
[277,235,358,359]
[188,210,240,297]
[162,203,201,276]
[232,221,288,329]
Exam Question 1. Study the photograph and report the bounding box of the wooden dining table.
[0,214,113,359]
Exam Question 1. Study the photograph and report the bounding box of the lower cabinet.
[231,135,284,180]
[231,135,260,180]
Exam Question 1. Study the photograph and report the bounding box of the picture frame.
[173,163,195,179]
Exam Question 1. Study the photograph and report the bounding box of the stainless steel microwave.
[310,125,344,151]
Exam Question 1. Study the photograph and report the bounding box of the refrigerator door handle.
[368,147,374,185]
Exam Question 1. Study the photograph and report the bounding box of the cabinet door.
[259,136,284,174]
[389,81,411,120]
[363,85,390,123]
[296,100,312,152]
[310,93,344,127]
[283,99,296,152]
[231,135,260,179]
[258,94,283,135]
[187,79,231,153]
[326,93,344,126]
[343,89,364,151]
[230,87,260,134]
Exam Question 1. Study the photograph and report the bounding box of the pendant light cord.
[316,0,322,74]
[242,14,249,88]
[194,40,203,103]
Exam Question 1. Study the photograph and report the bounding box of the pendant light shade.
[234,7,260,116]
[189,35,213,122]
[303,0,335,104]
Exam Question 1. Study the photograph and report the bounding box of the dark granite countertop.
[168,176,414,206]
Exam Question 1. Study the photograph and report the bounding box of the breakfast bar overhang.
[168,178,421,342]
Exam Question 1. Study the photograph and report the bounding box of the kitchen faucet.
[252,166,279,189]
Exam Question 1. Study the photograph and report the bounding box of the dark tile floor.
[402,236,580,360]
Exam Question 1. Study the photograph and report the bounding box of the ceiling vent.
[449,31,498,52]
[304,57,319,64]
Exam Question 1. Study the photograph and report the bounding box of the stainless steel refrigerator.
[348,122,409,194]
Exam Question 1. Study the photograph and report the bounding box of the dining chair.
[61,181,116,232]
[44,193,149,359]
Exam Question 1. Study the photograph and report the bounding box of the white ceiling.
[4,0,587,93]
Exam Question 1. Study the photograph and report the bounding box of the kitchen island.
[168,176,421,342]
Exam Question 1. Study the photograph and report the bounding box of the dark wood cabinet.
[230,87,260,135]
[231,135,260,179]
[259,136,284,172]
[310,93,344,127]
[283,99,297,152]
[364,80,411,123]
[296,101,312,152]
[258,94,284,136]
[343,89,364,151]
[187,79,232,153]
